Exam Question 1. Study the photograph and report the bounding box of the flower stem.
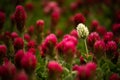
[84,39,88,54]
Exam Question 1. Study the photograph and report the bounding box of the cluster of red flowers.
[0,0,120,80]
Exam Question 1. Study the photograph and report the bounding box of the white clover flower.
[76,23,89,39]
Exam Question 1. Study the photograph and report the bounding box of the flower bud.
[36,19,44,33]
[14,5,27,32]
[28,25,34,36]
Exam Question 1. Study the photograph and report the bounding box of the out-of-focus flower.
[96,26,107,36]
[106,41,117,59]
[25,2,34,12]
[36,19,44,33]
[27,40,36,49]
[11,32,18,40]
[14,37,24,52]
[90,20,99,32]
[24,34,30,42]
[74,13,86,26]
[14,50,25,69]
[109,73,120,80]
[76,23,89,39]
[0,45,7,58]
[14,5,27,32]
[21,52,37,73]
[94,40,106,59]
[28,48,36,55]
[70,2,78,11]
[47,61,63,80]
[112,23,120,36]
[74,62,97,80]
[103,32,114,43]
[87,32,100,49]
[40,34,57,58]
[14,70,28,80]
[28,25,34,36]
[70,29,79,39]
[0,60,16,80]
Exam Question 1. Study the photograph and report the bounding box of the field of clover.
[0,0,120,80]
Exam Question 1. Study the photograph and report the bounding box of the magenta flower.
[14,5,27,32]
[63,34,78,46]
[0,11,5,29]
[0,45,7,58]
[90,20,99,32]
[44,34,57,47]
[24,34,30,42]
[94,40,106,58]
[103,32,114,43]
[80,56,86,64]
[86,62,96,72]
[14,50,25,68]
[11,32,18,40]
[36,19,44,33]
[40,34,57,58]
[14,71,28,80]
[74,13,86,26]
[14,37,24,51]
[112,23,120,36]
[70,29,79,39]
[50,11,60,32]
[70,2,78,11]
[76,65,89,80]
[74,62,97,80]
[106,41,117,59]
[72,64,79,71]
[28,48,36,55]
[28,25,34,35]
[0,60,16,80]
[106,41,117,53]
[87,32,100,49]
[47,61,63,80]
[63,40,76,62]
[25,2,34,12]
[96,26,107,36]
[109,73,120,80]
[21,52,37,73]
[27,40,36,49]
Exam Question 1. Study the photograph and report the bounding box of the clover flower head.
[76,23,89,39]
